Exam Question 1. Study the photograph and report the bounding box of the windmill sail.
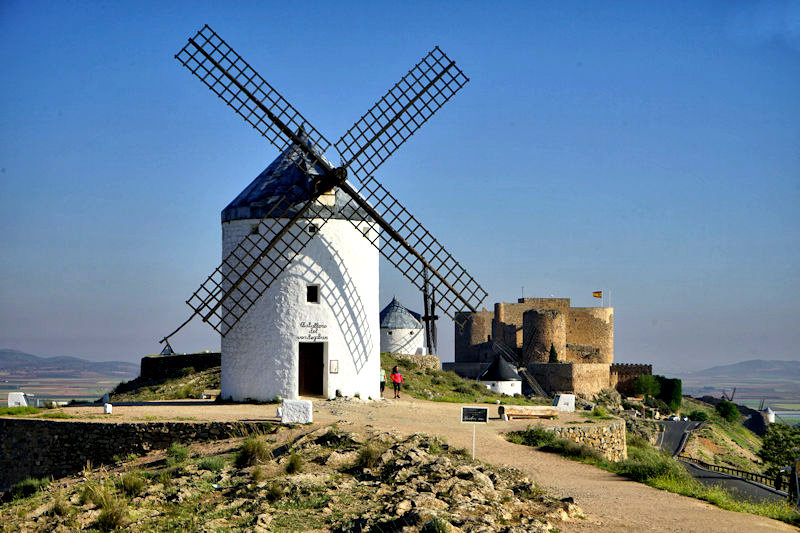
[164,26,486,342]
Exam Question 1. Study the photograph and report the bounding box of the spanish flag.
[592,291,602,298]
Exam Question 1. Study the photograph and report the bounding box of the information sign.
[461,406,489,424]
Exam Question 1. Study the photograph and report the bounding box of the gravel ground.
[60,397,798,532]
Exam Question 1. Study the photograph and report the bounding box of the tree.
[715,399,740,422]
[687,410,709,422]
[548,343,558,363]
[633,374,660,398]
[655,376,682,412]
[758,424,800,477]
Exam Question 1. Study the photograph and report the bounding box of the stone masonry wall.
[454,311,493,363]
[390,353,441,371]
[527,363,611,397]
[0,419,270,491]
[548,419,627,461]
[610,363,652,396]
[565,308,613,363]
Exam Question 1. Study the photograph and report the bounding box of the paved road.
[680,460,787,503]
[657,419,703,455]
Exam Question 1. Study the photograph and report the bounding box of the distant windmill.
[161,25,487,400]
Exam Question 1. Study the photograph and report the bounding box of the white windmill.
[162,26,487,401]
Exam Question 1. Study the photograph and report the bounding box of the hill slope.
[0,349,137,378]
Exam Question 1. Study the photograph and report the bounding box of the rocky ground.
[0,425,582,532]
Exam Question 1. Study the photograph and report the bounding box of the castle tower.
[522,309,567,363]
[219,145,380,401]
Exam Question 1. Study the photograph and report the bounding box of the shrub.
[421,517,450,533]
[10,477,49,499]
[548,343,558,363]
[506,425,556,447]
[619,446,691,483]
[655,376,682,412]
[592,406,607,417]
[758,423,800,477]
[354,445,381,469]
[687,410,708,422]
[179,366,195,377]
[166,443,189,466]
[542,438,604,461]
[285,453,304,474]
[235,437,271,467]
[118,472,145,497]
[197,456,226,472]
[265,481,283,501]
[715,400,740,422]
[634,375,660,398]
[96,493,128,531]
[157,470,172,487]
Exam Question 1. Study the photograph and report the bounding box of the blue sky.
[1,1,798,373]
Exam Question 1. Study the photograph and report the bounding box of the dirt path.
[61,398,797,532]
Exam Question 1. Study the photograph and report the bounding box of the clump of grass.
[48,488,69,516]
[156,470,172,487]
[96,492,129,531]
[265,481,283,502]
[428,440,442,455]
[619,446,690,483]
[354,445,380,469]
[197,456,226,472]
[165,443,189,466]
[250,466,266,483]
[285,453,304,474]
[118,472,145,498]
[10,477,49,499]
[0,406,41,416]
[235,436,272,467]
[591,406,607,417]
[421,517,450,533]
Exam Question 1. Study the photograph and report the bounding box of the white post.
[472,423,476,459]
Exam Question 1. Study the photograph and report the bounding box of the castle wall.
[522,309,567,363]
[454,310,493,363]
[610,363,652,396]
[526,363,611,396]
[491,298,571,350]
[565,307,614,363]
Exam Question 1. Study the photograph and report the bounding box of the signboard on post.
[461,406,489,423]
[461,406,489,459]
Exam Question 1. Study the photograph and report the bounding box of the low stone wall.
[389,353,441,371]
[0,418,269,491]
[140,352,221,380]
[549,419,627,462]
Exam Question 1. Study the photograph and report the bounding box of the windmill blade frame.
[164,25,486,343]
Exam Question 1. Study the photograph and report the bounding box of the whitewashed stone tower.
[220,148,380,401]
[379,298,426,355]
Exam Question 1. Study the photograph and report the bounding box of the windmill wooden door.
[298,342,324,396]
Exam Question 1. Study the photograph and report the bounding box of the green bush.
[619,446,691,483]
[688,410,708,422]
[715,400,740,422]
[592,406,607,417]
[634,375,660,398]
[758,423,800,477]
[96,493,128,531]
[118,472,145,497]
[655,376,682,412]
[235,437,271,467]
[10,477,49,499]
[548,343,558,363]
[506,425,556,447]
[542,438,604,461]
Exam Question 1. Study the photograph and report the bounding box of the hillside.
[682,360,800,380]
[0,349,138,379]
[0,425,580,532]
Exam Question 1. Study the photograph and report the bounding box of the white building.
[379,298,426,355]
[478,356,522,396]
[220,145,380,401]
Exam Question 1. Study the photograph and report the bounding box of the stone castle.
[445,297,651,397]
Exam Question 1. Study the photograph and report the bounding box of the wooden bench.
[202,389,221,400]
[498,406,559,420]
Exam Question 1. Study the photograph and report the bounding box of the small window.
[250,224,260,235]
[306,285,319,303]
[388,330,393,336]
[307,223,318,235]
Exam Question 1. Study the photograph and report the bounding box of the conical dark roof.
[221,140,369,223]
[479,356,521,381]
[379,297,422,329]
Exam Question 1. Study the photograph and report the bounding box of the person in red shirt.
[390,365,403,399]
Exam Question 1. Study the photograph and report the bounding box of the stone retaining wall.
[390,353,441,371]
[0,418,270,491]
[549,419,627,462]
[140,352,221,380]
